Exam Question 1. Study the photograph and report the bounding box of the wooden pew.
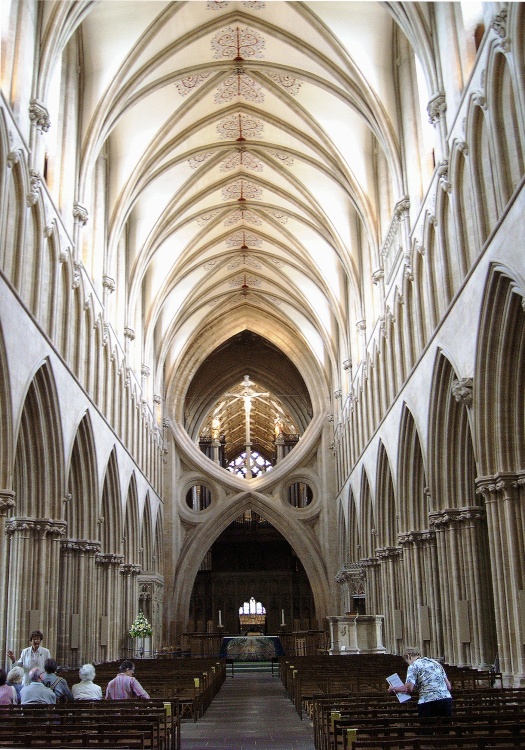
[1,699,178,750]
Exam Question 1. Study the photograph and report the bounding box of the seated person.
[0,668,17,705]
[20,668,56,704]
[72,664,103,700]
[6,666,24,703]
[42,658,74,701]
[106,660,150,700]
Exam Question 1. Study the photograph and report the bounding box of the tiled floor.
[181,670,316,749]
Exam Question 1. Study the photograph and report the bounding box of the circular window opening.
[186,485,212,511]
[287,482,313,508]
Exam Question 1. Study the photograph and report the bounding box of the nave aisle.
[181,669,315,750]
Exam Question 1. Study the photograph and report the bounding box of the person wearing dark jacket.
[41,658,74,701]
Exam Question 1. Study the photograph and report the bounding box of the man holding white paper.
[388,648,452,717]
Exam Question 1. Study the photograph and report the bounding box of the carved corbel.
[102,275,116,293]
[0,490,15,516]
[437,160,451,193]
[491,7,510,50]
[452,377,473,407]
[27,170,41,206]
[73,202,89,226]
[7,151,20,168]
[394,196,410,219]
[72,260,83,289]
[473,92,487,111]
[29,99,51,132]
[427,92,447,126]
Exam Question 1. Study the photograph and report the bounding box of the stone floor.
[181,670,316,750]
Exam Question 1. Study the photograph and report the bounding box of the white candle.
[218,610,222,627]
[281,609,285,625]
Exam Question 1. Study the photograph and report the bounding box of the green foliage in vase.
[129,611,153,638]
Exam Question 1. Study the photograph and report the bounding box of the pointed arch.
[376,440,397,548]
[487,50,524,205]
[0,317,13,490]
[66,411,98,540]
[13,360,65,519]
[469,101,498,244]
[397,403,428,532]
[428,351,477,512]
[141,494,153,573]
[168,492,330,636]
[124,474,140,565]
[476,264,525,475]
[347,485,359,562]
[153,504,163,576]
[359,467,375,559]
[99,448,122,554]
[428,348,496,667]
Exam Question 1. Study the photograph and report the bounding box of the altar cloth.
[220,635,285,661]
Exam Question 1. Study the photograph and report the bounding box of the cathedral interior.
[1,0,525,686]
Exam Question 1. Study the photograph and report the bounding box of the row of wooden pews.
[280,654,522,750]
[76,656,226,722]
[0,699,178,749]
[280,654,408,718]
[0,656,227,749]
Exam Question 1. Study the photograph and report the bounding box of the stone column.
[5,517,66,660]
[376,546,402,653]
[120,563,142,655]
[477,474,525,684]
[58,540,100,665]
[361,556,380,615]
[0,491,15,663]
[275,434,285,463]
[95,553,124,662]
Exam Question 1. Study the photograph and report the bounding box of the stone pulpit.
[327,614,386,655]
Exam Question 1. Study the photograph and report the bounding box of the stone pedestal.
[327,614,386,655]
[132,636,152,658]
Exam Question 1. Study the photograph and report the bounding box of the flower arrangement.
[129,612,153,639]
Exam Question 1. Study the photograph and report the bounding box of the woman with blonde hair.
[6,666,24,703]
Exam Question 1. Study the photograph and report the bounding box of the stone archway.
[167,491,330,641]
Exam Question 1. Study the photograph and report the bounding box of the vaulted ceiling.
[71,0,408,457]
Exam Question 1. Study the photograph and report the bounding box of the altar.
[220,635,285,661]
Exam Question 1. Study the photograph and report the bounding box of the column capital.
[61,539,101,554]
[95,552,125,567]
[476,472,525,502]
[5,517,67,538]
[120,563,142,576]
[375,546,402,560]
[429,506,485,530]
[398,529,436,547]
